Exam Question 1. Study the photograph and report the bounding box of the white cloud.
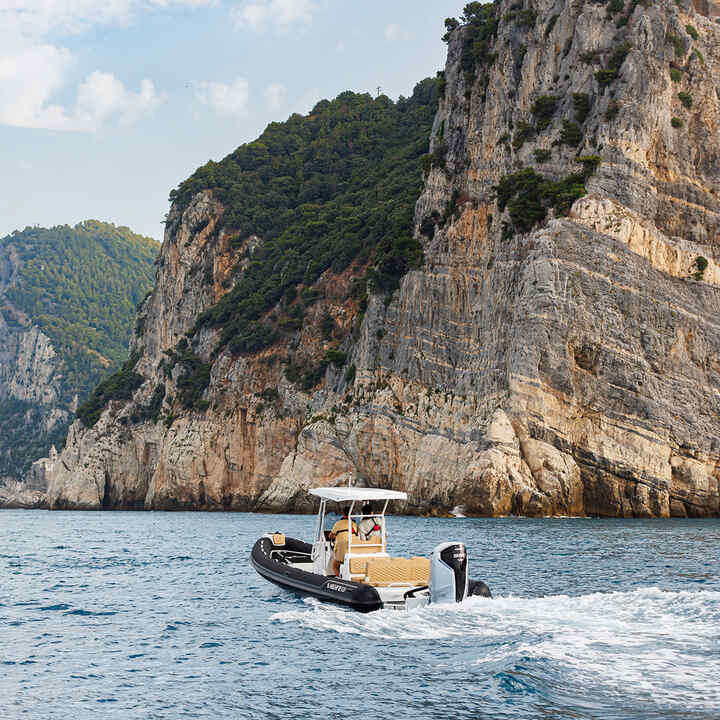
[264,82,286,110]
[1,1,217,36]
[76,72,162,129]
[195,77,249,116]
[0,0,208,131]
[0,46,163,131]
[231,0,316,31]
[0,41,73,130]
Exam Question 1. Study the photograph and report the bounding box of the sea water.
[0,511,718,719]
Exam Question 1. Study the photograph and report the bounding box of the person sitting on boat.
[328,506,357,576]
[358,503,383,543]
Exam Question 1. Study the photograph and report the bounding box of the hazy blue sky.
[1,1,463,241]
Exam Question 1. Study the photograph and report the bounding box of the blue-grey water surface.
[1,511,718,719]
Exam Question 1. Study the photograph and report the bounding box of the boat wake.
[272,587,720,712]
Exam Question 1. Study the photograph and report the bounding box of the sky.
[0,0,464,242]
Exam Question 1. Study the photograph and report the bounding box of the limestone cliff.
[0,243,66,506]
[44,0,719,516]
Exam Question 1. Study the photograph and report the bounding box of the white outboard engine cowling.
[429,542,468,604]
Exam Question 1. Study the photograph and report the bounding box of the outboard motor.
[430,542,468,604]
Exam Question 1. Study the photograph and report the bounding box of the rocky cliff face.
[44,0,720,516]
[0,245,67,507]
[0,325,66,508]
[0,223,157,507]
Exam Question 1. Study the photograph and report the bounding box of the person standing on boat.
[329,506,357,576]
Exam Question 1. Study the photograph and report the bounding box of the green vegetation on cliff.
[76,351,145,429]
[0,398,68,480]
[0,222,157,472]
[2,221,158,403]
[170,80,438,357]
[493,155,601,233]
[443,2,499,96]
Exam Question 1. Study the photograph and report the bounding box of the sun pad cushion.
[365,557,430,587]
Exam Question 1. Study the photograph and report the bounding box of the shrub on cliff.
[320,310,335,340]
[560,120,583,147]
[595,42,631,88]
[493,156,600,233]
[667,32,684,57]
[494,168,548,232]
[175,353,212,410]
[531,95,559,130]
[285,356,330,391]
[324,349,347,367]
[504,7,537,29]
[577,155,602,178]
[135,383,166,424]
[605,101,620,121]
[544,173,588,215]
[693,255,708,281]
[427,140,448,171]
[458,2,500,88]
[442,17,460,42]
[513,120,535,150]
[77,352,144,427]
[573,93,591,123]
[678,92,692,109]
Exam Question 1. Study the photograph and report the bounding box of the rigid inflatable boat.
[251,487,491,612]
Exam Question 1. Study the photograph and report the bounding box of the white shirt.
[358,516,383,541]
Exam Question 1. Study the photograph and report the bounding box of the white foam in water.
[272,587,720,710]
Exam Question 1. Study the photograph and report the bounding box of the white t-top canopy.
[309,487,407,503]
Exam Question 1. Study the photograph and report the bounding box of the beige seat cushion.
[349,558,368,577]
[365,557,430,587]
[271,533,285,546]
[351,537,384,553]
[346,540,384,580]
